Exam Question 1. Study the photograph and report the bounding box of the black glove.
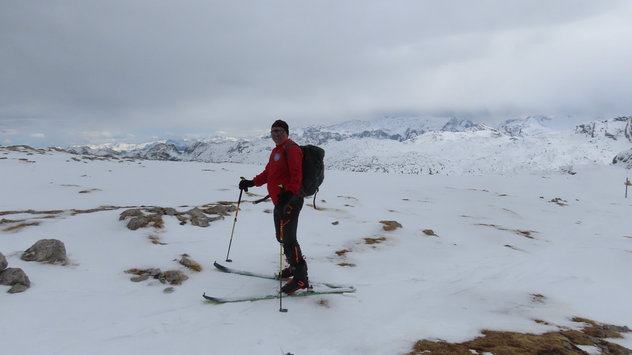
[239,179,255,191]
[277,190,295,216]
[277,190,293,206]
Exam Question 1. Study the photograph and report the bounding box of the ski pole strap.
[253,195,270,204]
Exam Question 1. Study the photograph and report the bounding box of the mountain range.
[67,116,632,174]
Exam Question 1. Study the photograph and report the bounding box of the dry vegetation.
[379,220,403,231]
[363,236,387,245]
[337,262,356,267]
[178,254,202,272]
[422,229,439,237]
[3,222,40,232]
[408,318,631,355]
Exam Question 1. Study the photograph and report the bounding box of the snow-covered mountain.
[575,116,632,142]
[496,115,553,137]
[66,116,632,174]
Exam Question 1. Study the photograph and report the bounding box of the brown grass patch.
[125,268,155,275]
[41,215,61,219]
[476,223,537,239]
[408,318,631,355]
[217,201,237,206]
[335,249,351,256]
[148,235,167,245]
[364,236,386,245]
[422,229,438,237]
[178,254,202,272]
[0,209,65,216]
[379,220,402,231]
[3,222,40,232]
[337,262,356,267]
[0,218,22,224]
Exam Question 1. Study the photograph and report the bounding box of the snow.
[71,116,632,176]
[1,147,632,354]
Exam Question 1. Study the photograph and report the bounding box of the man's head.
[271,119,289,145]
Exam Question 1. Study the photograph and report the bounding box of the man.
[238,120,309,294]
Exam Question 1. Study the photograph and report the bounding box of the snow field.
[1,148,631,354]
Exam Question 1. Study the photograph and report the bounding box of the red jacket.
[253,139,303,205]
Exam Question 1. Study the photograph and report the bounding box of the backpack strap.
[282,142,304,198]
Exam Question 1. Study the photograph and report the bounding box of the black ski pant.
[274,196,305,268]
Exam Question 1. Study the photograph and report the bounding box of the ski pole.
[279,242,287,313]
[225,181,245,262]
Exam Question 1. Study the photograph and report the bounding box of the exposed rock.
[576,116,632,142]
[163,287,175,294]
[130,274,150,282]
[0,252,7,271]
[163,208,177,216]
[202,204,236,216]
[21,239,68,264]
[0,267,31,293]
[613,148,632,169]
[125,268,162,278]
[161,270,189,285]
[126,214,163,230]
[176,215,189,225]
[190,215,210,227]
[188,208,210,227]
[119,209,144,221]
[126,216,149,230]
[550,197,569,206]
[187,207,206,218]
[178,254,202,272]
[125,267,162,282]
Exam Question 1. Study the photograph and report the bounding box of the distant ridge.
[63,116,632,174]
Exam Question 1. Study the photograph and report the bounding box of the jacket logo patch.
[274,153,281,162]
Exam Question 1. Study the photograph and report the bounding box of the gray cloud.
[2,0,631,146]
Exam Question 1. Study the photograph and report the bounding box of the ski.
[202,286,356,304]
[212,261,354,290]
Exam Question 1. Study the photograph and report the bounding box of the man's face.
[271,127,288,145]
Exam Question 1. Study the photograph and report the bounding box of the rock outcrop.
[0,252,7,271]
[0,267,30,293]
[21,239,68,264]
[613,148,632,169]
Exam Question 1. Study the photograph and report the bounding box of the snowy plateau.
[1,115,632,354]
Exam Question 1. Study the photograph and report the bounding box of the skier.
[238,120,309,294]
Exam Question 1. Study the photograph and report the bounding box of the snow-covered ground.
[1,147,631,354]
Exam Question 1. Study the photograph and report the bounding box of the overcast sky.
[2,0,632,147]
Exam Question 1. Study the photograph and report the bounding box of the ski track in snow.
[1,147,632,354]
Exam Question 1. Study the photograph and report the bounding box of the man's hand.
[239,179,255,191]
[277,190,293,206]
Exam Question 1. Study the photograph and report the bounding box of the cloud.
[30,133,46,139]
[1,0,631,146]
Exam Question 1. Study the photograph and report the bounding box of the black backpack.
[286,143,325,199]
[254,143,325,208]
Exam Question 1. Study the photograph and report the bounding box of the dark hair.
[271,119,289,134]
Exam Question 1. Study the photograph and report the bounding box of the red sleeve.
[252,162,269,186]
[285,144,303,195]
